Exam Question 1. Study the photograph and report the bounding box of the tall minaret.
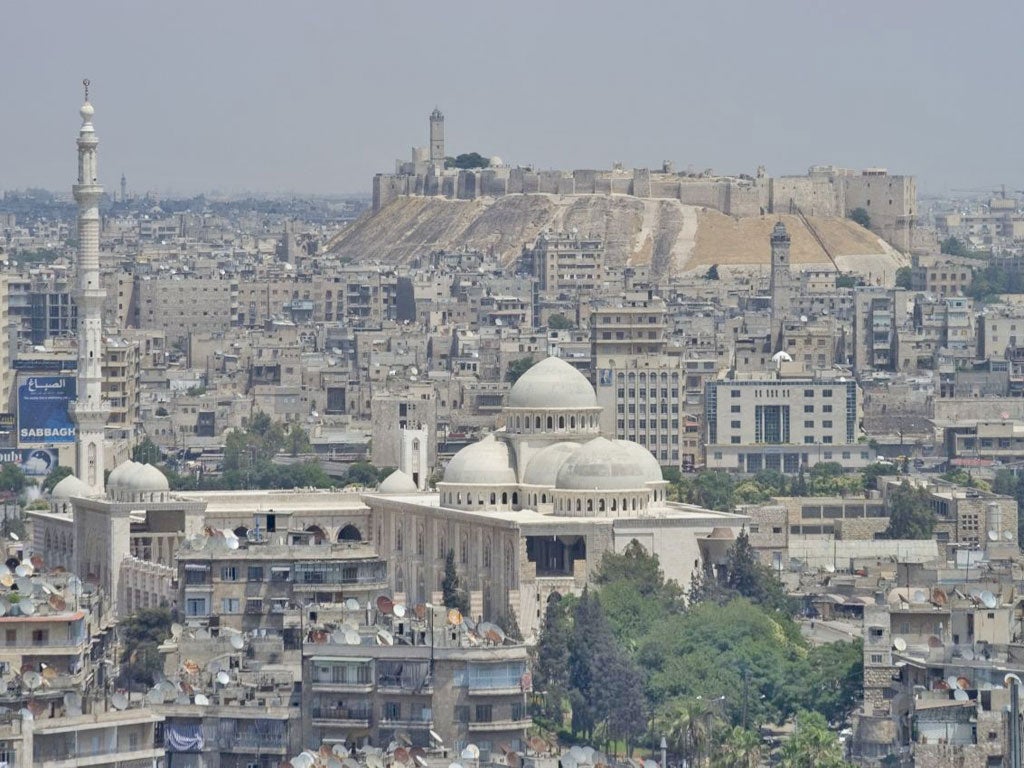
[429,108,445,169]
[769,220,793,349]
[120,173,126,203]
[70,80,110,495]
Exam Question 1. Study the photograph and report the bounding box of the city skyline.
[3,1,1023,197]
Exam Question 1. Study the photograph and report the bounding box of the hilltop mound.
[326,194,905,278]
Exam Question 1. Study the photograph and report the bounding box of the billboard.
[0,448,58,476]
[18,376,76,445]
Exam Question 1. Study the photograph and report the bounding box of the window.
[804,389,814,397]
[870,654,883,664]
[184,565,209,585]
[247,566,264,582]
[804,420,814,428]
[822,389,833,397]
[475,704,494,723]
[384,702,402,721]
[4,630,13,645]
[731,420,741,428]
[823,420,833,429]
[731,389,741,397]
[731,436,741,444]
[730,405,741,413]
[454,705,470,723]
[221,597,240,613]
[31,629,48,646]
[220,566,238,581]
[804,405,814,413]
[245,598,263,614]
[823,404,833,413]
[185,597,208,617]
[512,702,526,721]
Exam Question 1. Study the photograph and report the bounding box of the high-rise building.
[69,80,110,495]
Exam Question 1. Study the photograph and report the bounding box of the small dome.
[507,357,596,410]
[489,156,504,168]
[379,469,418,493]
[80,102,95,122]
[51,474,92,500]
[523,442,581,487]
[555,437,652,491]
[108,460,141,488]
[121,463,169,493]
[614,440,665,483]
[772,350,793,363]
[443,434,516,485]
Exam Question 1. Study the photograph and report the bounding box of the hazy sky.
[4,1,1022,197]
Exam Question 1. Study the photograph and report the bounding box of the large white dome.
[127,463,169,492]
[507,357,596,410]
[51,474,92,500]
[523,442,581,487]
[443,434,517,485]
[555,437,653,491]
[108,460,142,488]
[379,469,418,493]
[614,440,665,483]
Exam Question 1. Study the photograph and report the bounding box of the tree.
[778,710,852,768]
[533,596,570,725]
[343,462,380,487]
[505,356,535,384]
[42,465,73,492]
[835,274,859,289]
[705,264,720,280]
[804,640,863,725]
[0,465,26,494]
[285,423,312,457]
[547,313,575,330]
[656,697,724,768]
[155,406,169,417]
[441,550,470,616]
[722,530,793,614]
[894,266,913,289]
[445,152,490,170]
[941,236,968,257]
[692,471,735,512]
[848,207,871,229]
[712,726,763,768]
[118,606,174,688]
[496,604,522,642]
[881,480,933,539]
[133,436,162,464]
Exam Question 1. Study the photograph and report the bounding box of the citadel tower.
[429,108,445,169]
[70,80,110,494]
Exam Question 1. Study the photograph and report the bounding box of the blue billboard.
[0,449,58,476]
[18,376,76,445]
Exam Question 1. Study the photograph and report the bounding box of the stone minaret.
[429,108,445,169]
[120,173,126,203]
[769,220,793,349]
[70,80,110,495]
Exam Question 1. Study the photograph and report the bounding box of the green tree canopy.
[42,465,73,493]
[894,266,913,289]
[547,313,575,330]
[118,606,174,688]
[441,549,470,616]
[778,710,853,768]
[881,480,933,539]
[505,356,535,384]
[445,152,490,169]
[848,207,871,229]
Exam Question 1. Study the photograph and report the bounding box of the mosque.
[365,356,746,637]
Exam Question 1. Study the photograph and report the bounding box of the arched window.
[396,566,405,594]
[535,416,541,429]
[611,498,617,511]
[460,532,469,564]
[631,498,637,511]
[457,492,463,504]
[586,499,594,512]
[394,525,403,551]
[541,493,547,503]
[416,524,425,555]
[339,524,362,542]
[438,534,447,559]
[501,492,508,505]
[490,493,496,505]
[511,492,519,506]
[306,525,326,544]
[598,498,606,512]
[483,537,492,568]
[547,416,553,429]
[575,499,582,512]
[558,416,565,429]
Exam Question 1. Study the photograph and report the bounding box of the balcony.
[310,706,372,728]
[467,717,532,733]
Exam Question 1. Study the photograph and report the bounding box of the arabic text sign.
[18,376,76,444]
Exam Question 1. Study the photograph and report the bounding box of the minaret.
[120,173,126,203]
[769,220,793,349]
[429,108,445,169]
[70,79,110,495]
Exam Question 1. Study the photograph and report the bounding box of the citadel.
[373,109,917,252]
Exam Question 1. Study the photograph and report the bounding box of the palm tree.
[711,726,762,768]
[655,698,723,767]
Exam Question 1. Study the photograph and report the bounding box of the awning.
[270,566,291,573]
[183,564,209,571]
[166,722,204,752]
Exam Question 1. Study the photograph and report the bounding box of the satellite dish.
[344,629,361,645]
[912,589,928,604]
[216,670,231,685]
[927,635,943,648]
[111,692,128,710]
[331,630,347,645]
[893,637,907,652]
[932,587,948,607]
[29,555,43,570]
[447,608,463,626]
[48,594,66,612]
[229,634,245,650]
[376,629,394,646]
[19,601,35,617]
[430,730,444,746]
[0,574,12,588]
[954,688,970,701]
[171,623,183,639]
[194,693,210,706]
[14,565,30,578]
[462,745,480,761]
[9,533,18,542]
[367,755,385,768]
[345,597,360,612]
[1005,531,1014,541]
[393,603,407,618]
[22,671,42,690]
[988,530,999,542]
[982,591,998,609]
[410,366,419,376]
[376,595,394,615]
[824,563,836,574]
[957,676,971,689]
[196,628,210,640]
[145,687,164,705]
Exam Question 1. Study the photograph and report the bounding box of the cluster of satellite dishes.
[288,730,491,768]
[0,554,79,619]
[182,526,242,552]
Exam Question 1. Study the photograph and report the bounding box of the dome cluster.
[439,357,668,516]
[107,460,170,502]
